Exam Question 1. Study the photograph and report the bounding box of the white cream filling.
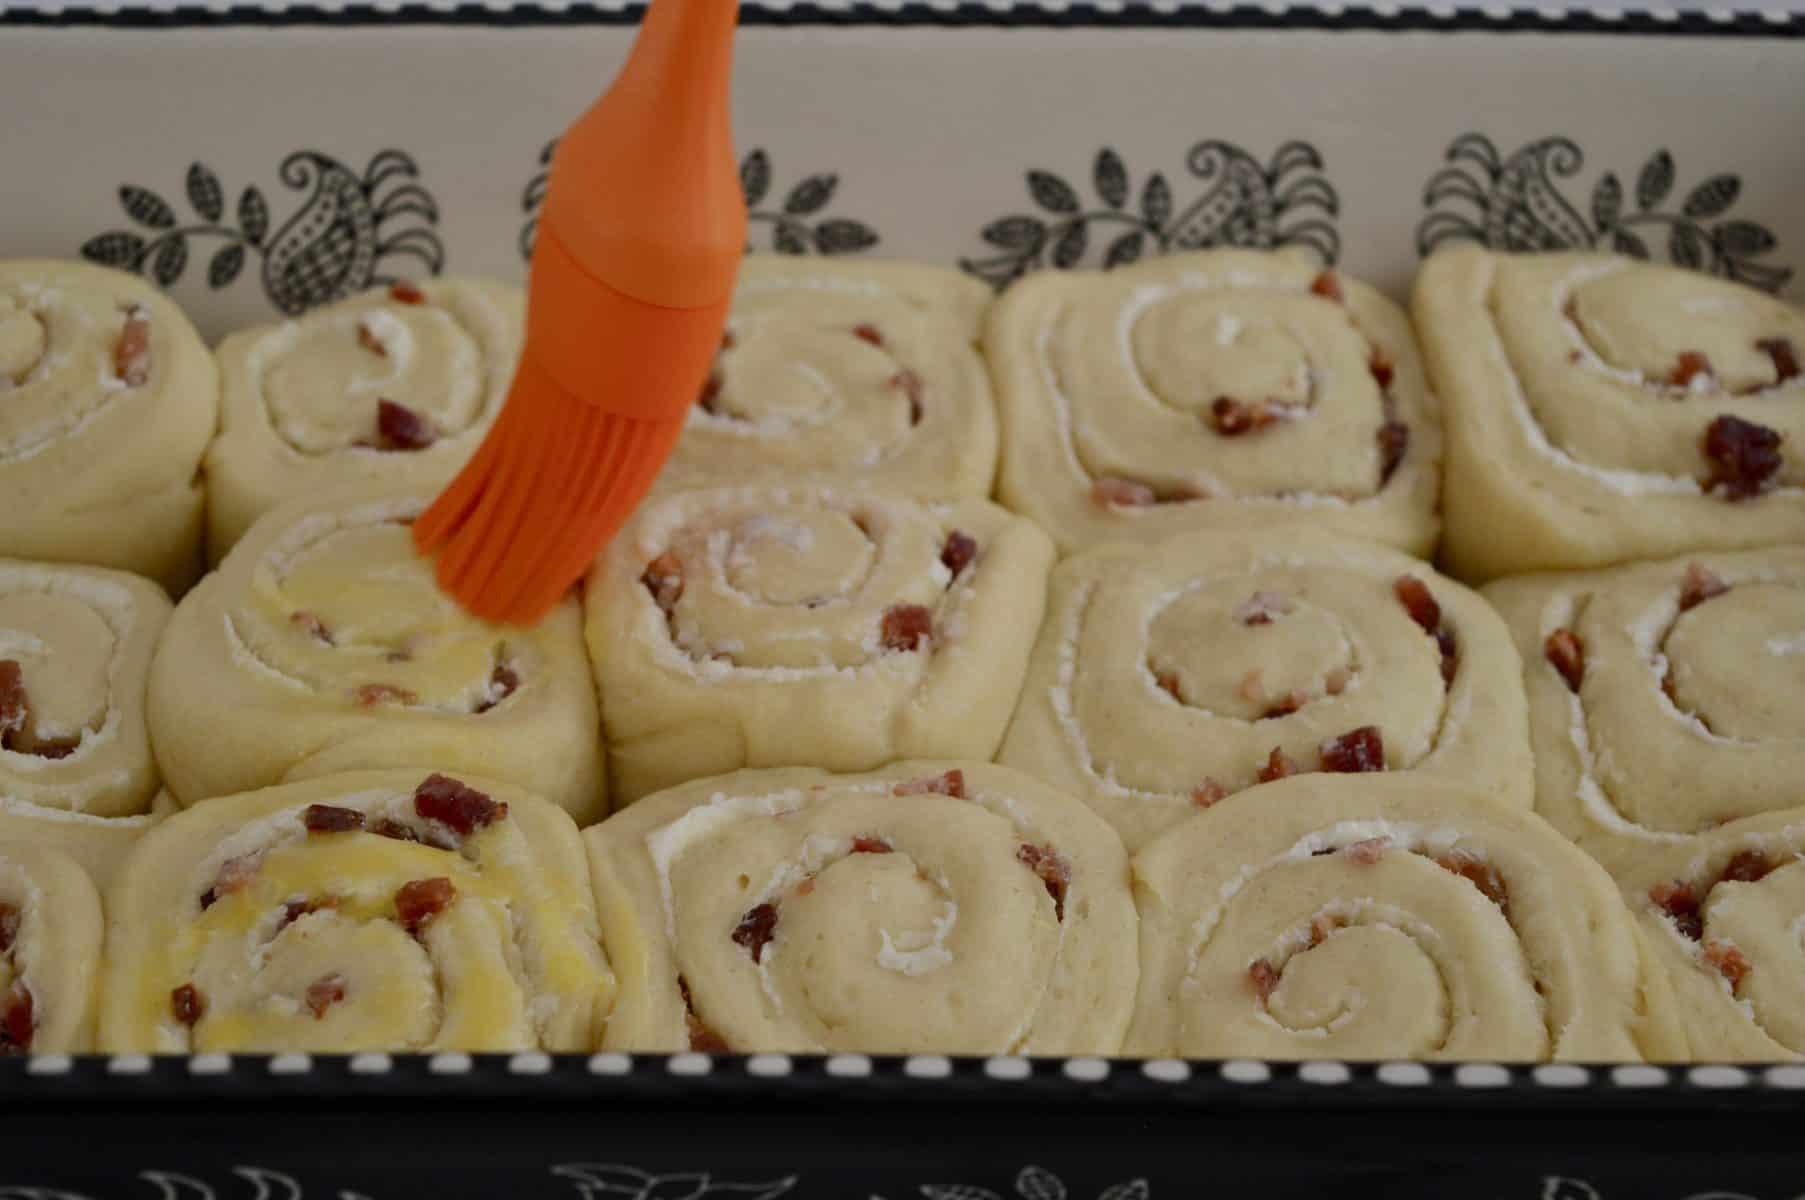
[877,900,957,976]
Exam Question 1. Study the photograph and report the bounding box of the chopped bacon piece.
[1668,351,1713,388]
[1016,843,1071,922]
[1261,692,1306,721]
[389,282,426,305]
[1757,337,1801,384]
[200,853,261,910]
[1320,726,1385,774]
[1703,414,1784,500]
[1235,591,1292,626]
[370,819,423,845]
[850,836,893,855]
[302,804,365,835]
[1703,940,1753,991]
[1209,396,1284,436]
[1436,852,1509,911]
[1343,838,1389,865]
[355,683,418,707]
[893,769,966,799]
[1394,576,1441,634]
[697,371,724,414]
[414,774,507,836]
[1369,349,1395,389]
[0,660,24,750]
[1192,778,1227,809]
[357,320,389,358]
[114,308,152,386]
[1377,420,1410,484]
[892,369,924,426]
[1257,747,1298,784]
[277,897,337,932]
[852,324,884,348]
[1249,958,1281,1002]
[721,330,736,351]
[0,983,32,1053]
[1310,272,1343,303]
[376,398,436,451]
[0,904,18,954]
[1544,629,1585,692]
[291,611,333,644]
[1091,476,1157,508]
[880,604,934,652]
[1678,563,1730,612]
[171,983,205,1027]
[1721,850,1775,885]
[1435,627,1459,686]
[940,531,978,577]
[305,973,348,1019]
[476,662,519,715]
[1650,879,1704,941]
[796,878,816,897]
[641,552,685,616]
[394,877,456,935]
[678,977,729,1053]
[1155,669,1183,700]
[731,902,779,963]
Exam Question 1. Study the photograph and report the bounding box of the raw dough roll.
[0,260,217,592]
[149,490,605,823]
[658,256,997,500]
[586,762,1136,1055]
[1415,248,1805,580]
[1128,774,1683,1063]
[0,844,105,1054]
[999,530,1532,852]
[99,770,611,1054]
[207,278,522,557]
[1486,548,1805,888]
[986,249,1440,556]
[0,792,173,896]
[586,485,1053,804]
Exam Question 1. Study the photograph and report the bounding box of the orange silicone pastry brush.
[414,0,746,625]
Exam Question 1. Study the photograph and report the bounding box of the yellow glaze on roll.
[0,843,105,1053]
[0,260,217,593]
[99,770,611,1054]
[585,762,1136,1056]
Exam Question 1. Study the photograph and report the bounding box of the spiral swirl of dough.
[99,770,611,1054]
[1128,774,1683,1062]
[586,762,1136,1056]
[0,843,104,1054]
[0,260,217,592]
[149,490,604,822]
[1416,249,1805,578]
[586,485,1052,804]
[659,256,997,500]
[986,249,1440,556]
[206,278,522,557]
[1001,530,1531,852]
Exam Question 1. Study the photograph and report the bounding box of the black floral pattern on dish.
[887,1165,1150,1200]
[1417,134,1791,293]
[80,151,444,315]
[553,1163,795,1199]
[960,142,1340,290]
[519,143,880,260]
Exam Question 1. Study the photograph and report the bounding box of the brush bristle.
[416,374,686,625]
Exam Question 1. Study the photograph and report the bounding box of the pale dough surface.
[658,256,997,500]
[1000,530,1532,852]
[0,260,217,593]
[585,484,1053,805]
[986,248,1440,556]
[149,489,604,823]
[1414,247,1805,580]
[206,278,522,558]
[1128,773,1685,1063]
[99,769,611,1054]
[0,843,105,1053]
[585,761,1137,1056]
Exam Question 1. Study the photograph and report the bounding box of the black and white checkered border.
[1,0,1802,35]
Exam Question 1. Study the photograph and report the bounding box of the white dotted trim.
[1532,1064,1591,1089]
[269,1053,312,1076]
[1764,1065,1805,1089]
[1612,1065,1671,1088]
[25,1054,72,1076]
[1453,1063,1512,1088]
[985,1056,1031,1081]
[1375,1062,1430,1086]
[1690,1065,1751,1089]
[1298,1060,1351,1085]
[1221,1059,1270,1084]
[348,1052,392,1075]
[588,1052,633,1076]
[426,1052,472,1076]
[825,1053,872,1079]
[187,1053,231,1076]
[1141,1058,1190,1084]
[1062,1057,1110,1083]
[904,1055,953,1080]
[668,1053,713,1077]
[106,1055,152,1076]
[746,1053,794,1078]
[509,1052,553,1076]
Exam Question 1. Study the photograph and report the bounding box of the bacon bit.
[1261,692,1306,721]
[731,902,779,963]
[1249,958,1281,1002]
[0,904,18,954]
[640,551,685,616]
[940,530,978,577]
[277,897,337,932]
[114,307,152,386]
[1257,747,1298,784]
[1668,351,1713,389]
[698,370,727,416]
[1436,852,1509,911]
[892,369,925,426]
[171,983,205,1027]
[853,323,884,348]
[1155,669,1183,700]
[721,330,736,351]
[414,774,507,836]
[1309,914,1340,947]
[678,977,729,1053]
[1016,843,1071,922]
[1704,941,1753,990]
[305,973,347,1019]
[389,282,426,305]
[1568,349,1584,365]
[1377,420,1410,484]
[1235,591,1292,626]
[1721,850,1775,884]
[200,853,261,910]
[1703,414,1784,500]
[1650,879,1704,941]
[880,604,934,652]
[0,983,31,1054]
[1310,271,1343,304]
[795,878,816,897]
[370,819,424,846]
[1209,396,1285,436]
[1394,576,1441,634]
[1343,837,1389,865]
[1544,629,1585,692]
[354,683,418,707]
[1369,349,1395,389]
[1678,563,1730,612]
[850,836,893,855]
[1435,627,1459,686]
[356,320,388,358]
[1758,337,1801,384]
[302,804,365,835]
[1321,726,1385,774]
[29,739,78,761]
[893,769,966,799]
[290,611,333,645]
[1192,778,1227,809]
[475,662,520,715]
[1324,667,1351,696]
[376,398,436,451]
[0,660,24,750]
[1091,476,1157,508]
[395,877,456,935]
